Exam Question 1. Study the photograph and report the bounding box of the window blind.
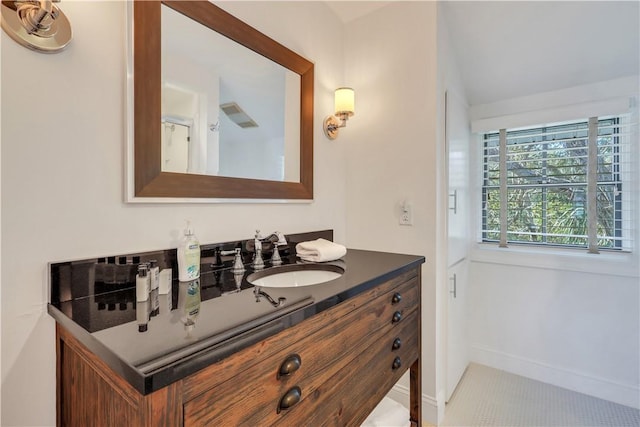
[482,115,635,252]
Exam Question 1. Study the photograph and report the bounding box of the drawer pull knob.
[392,311,402,323]
[278,354,301,379]
[391,292,402,304]
[392,338,402,350]
[392,356,402,370]
[277,386,301,413]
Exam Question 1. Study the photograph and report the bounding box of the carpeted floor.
[442,363,640,427]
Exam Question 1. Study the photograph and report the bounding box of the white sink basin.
[248,264,344,288]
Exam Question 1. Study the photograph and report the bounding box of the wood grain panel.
[410,268,423,427]
[182,269,418,400]
[58,325,141,410]
[280,310,419,427]
[144,381,183,427]
[58,324,185,426]
[56,266,422,426]
[183,276,419,426]
[59,339,141,426]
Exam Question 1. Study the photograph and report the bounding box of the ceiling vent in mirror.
[220,102,258,129]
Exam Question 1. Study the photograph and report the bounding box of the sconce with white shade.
[324,87,355,140]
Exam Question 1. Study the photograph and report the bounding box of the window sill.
[470,243,639,278]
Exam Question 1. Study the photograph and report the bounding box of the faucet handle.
[232,248,245,274]
[271,245,283,266]
[254,230,264,254]
[274,231,288,246]
[252,232,265,270]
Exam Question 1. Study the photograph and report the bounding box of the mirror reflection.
[131,1,314,200]
[160,5,300,182]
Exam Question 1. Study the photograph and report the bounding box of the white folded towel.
[361,397,409,427]
[295,238,347,262]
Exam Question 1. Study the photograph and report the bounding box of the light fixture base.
[323,115,340,140]
[1,1,72,53]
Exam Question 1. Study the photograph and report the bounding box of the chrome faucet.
[252,230,265,270]
[251,230,287,268]
[254,287,286,307]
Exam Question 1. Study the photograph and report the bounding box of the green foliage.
[482,120,620,249]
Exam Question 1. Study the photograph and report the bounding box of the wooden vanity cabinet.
[56,268,421,426]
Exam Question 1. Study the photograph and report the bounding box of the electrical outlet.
[400,203,413,226]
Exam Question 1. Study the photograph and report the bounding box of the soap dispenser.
[177,221,200,281]
[178,279,201,337]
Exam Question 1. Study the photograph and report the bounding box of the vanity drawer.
[182,269,418,401]
[183,275,420,426]
[279,310,420,427]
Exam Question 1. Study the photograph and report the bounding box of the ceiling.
[325,1,392,24]
[326,1,640,106]
[442,1,639,106]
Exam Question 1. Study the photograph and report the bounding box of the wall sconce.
[1,0,72,53]
[324,87,355,140]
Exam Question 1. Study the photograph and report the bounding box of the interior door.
[445,90,470,401]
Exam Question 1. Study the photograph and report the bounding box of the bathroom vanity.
[49,231,424,426]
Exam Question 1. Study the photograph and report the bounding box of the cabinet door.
[446,90,470,266]
[445,89,471,401]
[446,259,469,401]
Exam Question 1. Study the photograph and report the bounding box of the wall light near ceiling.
[1,0,72,53]
[324,87,355,140]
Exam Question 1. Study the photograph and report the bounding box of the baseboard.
[470,344,640,409]
[388,384,442,425]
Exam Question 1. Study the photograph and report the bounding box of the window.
[482,116,633,252]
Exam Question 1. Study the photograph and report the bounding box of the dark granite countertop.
[48,231,424,395]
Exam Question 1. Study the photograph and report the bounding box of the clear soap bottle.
[177,221,200,281]
[178,279,201,336]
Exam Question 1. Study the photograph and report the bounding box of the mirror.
[131,1,314,200]
[161,5,301,182]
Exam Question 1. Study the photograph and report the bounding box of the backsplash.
[49,230,332,332]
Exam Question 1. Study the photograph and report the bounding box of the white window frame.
[469,101,639,278]
[481,117,629,252]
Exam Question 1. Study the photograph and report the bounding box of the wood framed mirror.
[130,1,314,201]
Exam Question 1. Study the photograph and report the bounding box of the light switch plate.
[400,202,413,226]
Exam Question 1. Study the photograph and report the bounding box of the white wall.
[0,2,347,425]
[0,18,3,423]
[342,2,442,423]
[467,78,640,409]
[468,263,640,408]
